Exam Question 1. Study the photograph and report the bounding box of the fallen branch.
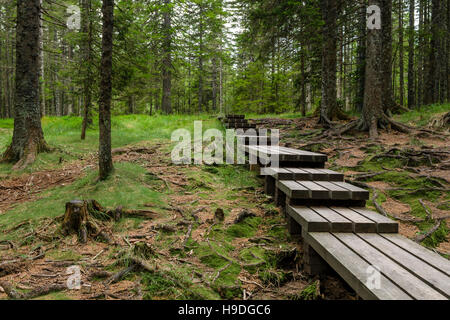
[0,281,66,300]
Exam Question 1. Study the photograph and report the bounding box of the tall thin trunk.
[356,2,367,112]
[81,0,93,140]
[98,0,114,180]
[407,0,415,109]
[398,0,405,106]
[212,56,218,112]
[424,0,440,105]
[380,0,395,112]
[161,0,172,115]
[198,4,204,113]
[38,0,45,117]
[319,0,339,124]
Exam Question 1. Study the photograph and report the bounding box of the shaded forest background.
[0,0,448,120]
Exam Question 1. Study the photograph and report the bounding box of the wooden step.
[225,123,256,129]
[262,168,344,197]
[245,145,327,167]
[261,167,344,181]
[304,232,450,300]
[226,114,245,119]
[277,180,369,201]
[286,206,398,233]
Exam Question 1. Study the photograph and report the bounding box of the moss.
[293,281,320,300]
[259,269,291,287]
[420,221,449,248]
[226,217,262,238]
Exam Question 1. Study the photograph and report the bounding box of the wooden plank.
[260,167,290,177]
[330,207,377,233]
[331,181,370,200]
[314,181,351,200]
[277,180,309,198]
[287,206,329,232]
[334,233,447,300]
[285,168,312,180]
[296,181,329,199]
[310,207,353,232]
[350,207,399,233]
[359,233,450,298]
[301,168,328,180]
[305,232,412,300]
[317,169,345,182]
[381,234,450,277]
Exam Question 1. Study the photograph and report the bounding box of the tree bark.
[98,0,114,180]
[161,0,172,115]
[424,0,440,105]
[407,0,415,109]
[2,0,49,169]
[398,0,405,107]
[81,0,93,140]
[380,0,395,112]
[319,0,339,125]
[360,0,384,139]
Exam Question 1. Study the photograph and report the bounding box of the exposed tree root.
[0,281,66,300]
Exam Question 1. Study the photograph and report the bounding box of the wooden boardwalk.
[220,114,450,300]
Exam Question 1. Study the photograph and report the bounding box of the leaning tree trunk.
[98,0,114,180]
[2,0,50,169]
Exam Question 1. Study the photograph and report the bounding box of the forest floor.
[0,105,448,300]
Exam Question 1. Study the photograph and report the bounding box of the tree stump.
[61,200,112,244]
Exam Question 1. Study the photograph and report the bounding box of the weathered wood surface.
[304,232,413,300]
[246,145,328,164]
[277,180,369,201]
[306,232,450,300]
[286,206,397,233]
[225,123,256,129]
[334,233,449,300]
[261,167,343,181]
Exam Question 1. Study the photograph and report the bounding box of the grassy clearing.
[0,162,164,241]
[394,103,450,126]
[0,114,222,175]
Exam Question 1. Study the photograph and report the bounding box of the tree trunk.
[319,0,339,125]
[360,0,384,139]
[398,0,405,107]
[161,0,172,115]
[407,0,415,109]
[2,0,49,169]
[424,0,440,105]
[38,0,45,118]
[198,4,204,113]
[380,0,395,112]
[98,0,114,181]
[356,2,367,112]
[81,0,93,140]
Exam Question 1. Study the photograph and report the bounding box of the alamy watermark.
[67,5,81,30]
[171,121,280,167]
[367,5,381,30]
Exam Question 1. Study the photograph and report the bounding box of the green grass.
[394,103,450,126]
[0,162,164,240]
[0,114,222,175]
